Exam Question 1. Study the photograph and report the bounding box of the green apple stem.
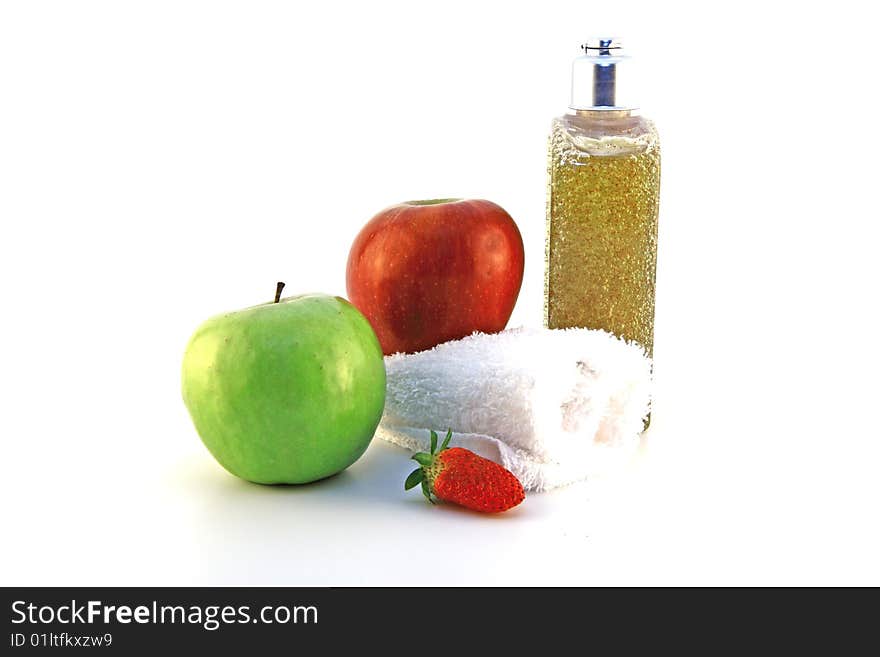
[274,281,285,303]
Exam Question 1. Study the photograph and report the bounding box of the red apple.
[346,198,524,355]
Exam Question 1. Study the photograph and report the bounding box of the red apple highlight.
[346,198,524,355]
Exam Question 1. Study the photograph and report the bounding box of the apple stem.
[274,281,285,303]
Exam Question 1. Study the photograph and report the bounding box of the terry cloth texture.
[376,327,652,491]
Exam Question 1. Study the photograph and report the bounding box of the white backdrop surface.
[1,0,878,585]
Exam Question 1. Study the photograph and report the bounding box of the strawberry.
[404,429,525,513]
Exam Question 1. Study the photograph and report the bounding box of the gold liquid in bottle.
[545,40,660,360]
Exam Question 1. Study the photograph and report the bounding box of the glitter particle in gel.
[545,115,660,356]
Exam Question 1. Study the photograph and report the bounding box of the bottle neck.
[574,109,633,119]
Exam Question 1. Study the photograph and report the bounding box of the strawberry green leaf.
[421,480,434,504]
[412,453,433,467]
[440,428,452,451]
[430,430,438,454]
[404,468,424,490]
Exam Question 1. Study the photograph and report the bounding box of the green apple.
[181,285,386,484]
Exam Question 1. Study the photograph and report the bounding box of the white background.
[2,1,878,585]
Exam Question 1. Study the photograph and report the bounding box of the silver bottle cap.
[569,38,638,110]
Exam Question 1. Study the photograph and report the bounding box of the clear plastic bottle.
[545,39,660,358]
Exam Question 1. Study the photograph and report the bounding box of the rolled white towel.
[376,327,652,491]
